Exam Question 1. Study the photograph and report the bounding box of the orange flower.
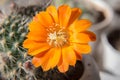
[23,5,96,73]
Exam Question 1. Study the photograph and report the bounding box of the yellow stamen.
[47,23,69,47]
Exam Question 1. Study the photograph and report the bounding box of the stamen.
[47,23,69,47]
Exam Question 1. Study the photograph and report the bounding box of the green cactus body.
[0,6,42,80]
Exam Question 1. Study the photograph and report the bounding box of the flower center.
[47,23,69,47]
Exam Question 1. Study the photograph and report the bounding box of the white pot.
[100,27,120,76]
[80,55,100,80]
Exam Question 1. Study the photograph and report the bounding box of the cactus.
[0,5,43,80]
[0,5,84,80]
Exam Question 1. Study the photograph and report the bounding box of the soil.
[35,61,84,80]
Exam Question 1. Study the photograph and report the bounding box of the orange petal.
[32,52,45,67]
[73,43,91,54]
[36,11,54,27]
[58,58,69,73]
[28,21,47,41]
[47,48,61,69]
[41,62,51,71]
[68,8,82,26]
[41,48,61,71]
[70,31,96,43]
[23,39,34,48]
[27,31,47,42]
[58,47,76,73]
[23,40,50,56]
[32,57,42,67]
[58,5,71,28]
[47,5,58,23]
[28,46,50,56]
[32,50,51,68]
[83,31,96,41]
[69,19,92,32]
[62,47,76,66]
[75,51,82,60]
[29,20,45,32]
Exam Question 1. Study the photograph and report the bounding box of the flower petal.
[69,19,92,32]
[28,19,47,41]
[23,40,50,56]
[28,46,50,56]
[29,20,44,31]
[41,48,61,71]
[62,47,76,66]
[68,8,82,26]
[75,51,82,60]
[27,31,47,42]
[58,59,69,73]
[23,39,37,49]
[58,5,71,28]
[47,5,58,23]
[32,50,50,68]
[36,11,54,27]
[70,31,96,43]
[41,49,53,71]
[57,46,77,73]
[47,48,61,68]
[73,43,91,54]
[32,53,44,67]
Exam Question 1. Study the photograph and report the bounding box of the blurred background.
[0,0,120,80]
